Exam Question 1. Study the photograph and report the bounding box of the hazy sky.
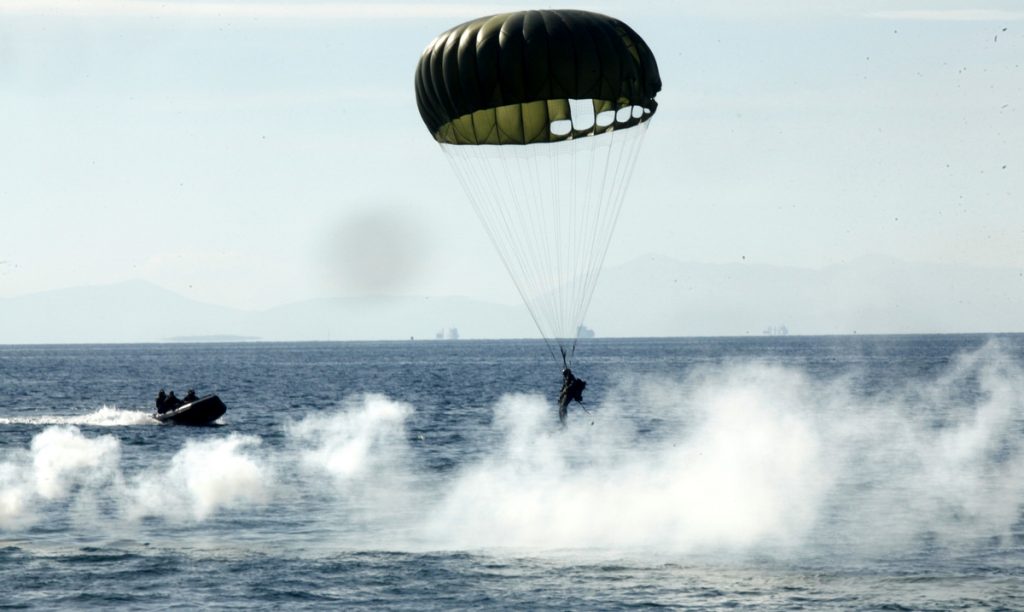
[1,0,1021,310]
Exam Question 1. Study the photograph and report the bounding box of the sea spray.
[0,405,155,427]
[0,457,32,528]
[0,426,121,528]
[127,434,270,522]
[287,393,412,482]
[1,341,1022,559]
[425,368,829,552]
[422,343,1024,554]
[284,394,424,544]
[810,339,1024,553]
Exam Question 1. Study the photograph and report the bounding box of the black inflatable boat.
[153,395,226,426]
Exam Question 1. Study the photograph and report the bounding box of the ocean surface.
[1,335,1022,610]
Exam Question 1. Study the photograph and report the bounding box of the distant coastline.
[165,335,261,343]
[4,255,1024,343]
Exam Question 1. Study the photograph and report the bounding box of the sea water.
[0,336,1022,609]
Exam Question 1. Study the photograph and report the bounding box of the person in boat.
[183,389,198,403]
[557,368,587,425]
[156,389,167,413]
[165,390,183,410]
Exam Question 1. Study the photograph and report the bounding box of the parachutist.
[558,368,587,425]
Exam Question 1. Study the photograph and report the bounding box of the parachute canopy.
[415,10,660,366]
[415,9,661,145]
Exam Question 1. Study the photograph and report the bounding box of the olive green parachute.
[415,9,661,145]
[415,10,660,365]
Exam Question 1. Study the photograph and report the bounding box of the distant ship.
[577,325,595,339]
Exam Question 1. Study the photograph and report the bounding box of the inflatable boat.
[153,394,226,426]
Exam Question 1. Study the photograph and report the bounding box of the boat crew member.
[156,389,167,413]
[166,390,182,410]
[183,389,198,403]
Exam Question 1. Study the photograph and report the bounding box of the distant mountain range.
[2,255,1023,343]
[587,254,1024,337]
[0,280,534,344]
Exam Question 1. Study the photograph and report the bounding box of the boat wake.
[0,405,155,427]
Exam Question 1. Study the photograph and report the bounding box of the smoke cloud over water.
[1,341,1023,559]
[287,394,412,485]
[0,426,121,529]
[128,434,270,522]
[425,371,831,553]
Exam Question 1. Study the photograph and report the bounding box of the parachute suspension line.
[569,116,588,363]
[532,141,561,362]
[511,144,557,362]
[575,123,650,351]
[526,143,560,356]
[439,121,650,370]
[562,136,572,361]
[452,141,549,363]
[571,122,606,361]
[465,142,561,363]
[567,123,651,361]
[500,143,564,365]
[442,144,560,364]
[553,136,564,357]
[523,143,563,360]
[578,125,618,357]
[564,127,589,363]
[533,139,570,362]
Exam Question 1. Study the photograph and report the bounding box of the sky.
[1,0,1021,311]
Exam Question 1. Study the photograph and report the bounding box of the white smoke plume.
[287,393,412,484]
[127,434,270,522]
[1,341,1022,559]
[0,426,121,529]
[284,394,424,546]
[425,367,830,552]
